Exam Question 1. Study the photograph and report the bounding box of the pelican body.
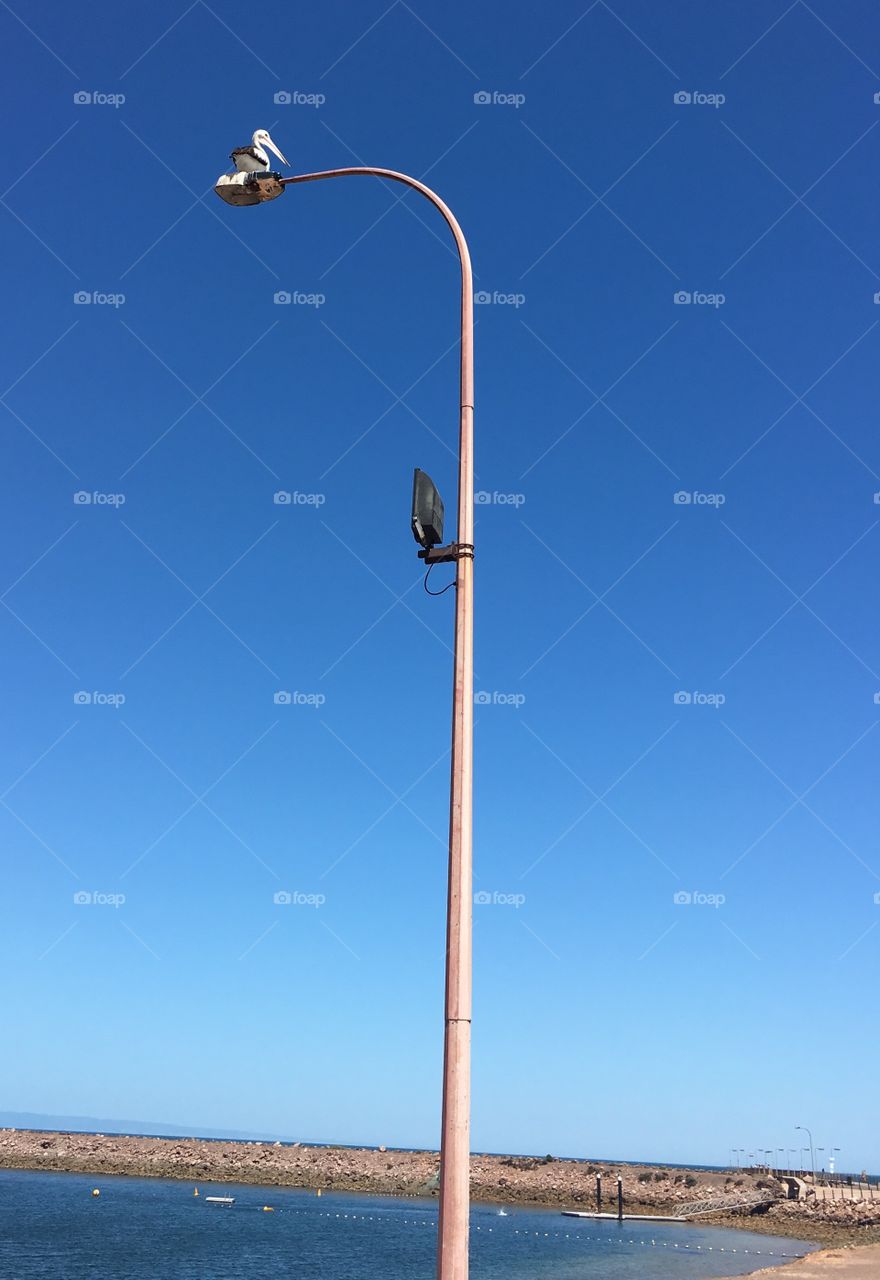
[230,129,289,174]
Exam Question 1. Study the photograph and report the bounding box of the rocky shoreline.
[1,1129,877,1249]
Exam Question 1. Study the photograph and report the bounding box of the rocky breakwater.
[0,1130,442,1195]
[0,1131,877,1245]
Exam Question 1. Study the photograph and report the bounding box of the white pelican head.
[253,128,289,166]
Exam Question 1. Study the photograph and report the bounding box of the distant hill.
[0,1111,293,1143]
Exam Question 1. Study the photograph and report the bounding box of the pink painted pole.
[280,169,474,1280]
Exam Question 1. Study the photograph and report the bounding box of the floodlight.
[412,469,445,548]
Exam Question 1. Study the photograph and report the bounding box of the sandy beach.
[744,1244,880,1279]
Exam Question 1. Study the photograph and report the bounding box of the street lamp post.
[796,1126,815,1181]
[217,166,475,1280]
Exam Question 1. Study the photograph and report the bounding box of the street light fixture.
[216,150,475,1280]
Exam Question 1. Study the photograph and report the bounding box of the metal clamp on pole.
[418,543,474,565]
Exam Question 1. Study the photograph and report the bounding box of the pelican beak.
[264,133,289,166]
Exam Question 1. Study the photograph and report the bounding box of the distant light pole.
[796,1126,815,1180]
[216,164,475,1280]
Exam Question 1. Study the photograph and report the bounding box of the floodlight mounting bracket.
[418,542,474,565]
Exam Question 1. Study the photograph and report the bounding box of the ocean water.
[0,1170,817,1279]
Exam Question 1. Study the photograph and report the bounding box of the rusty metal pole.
[279,169,474,1280]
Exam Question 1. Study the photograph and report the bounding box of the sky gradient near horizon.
[1,0,878,1173]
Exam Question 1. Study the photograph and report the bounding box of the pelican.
[230,129,289,174]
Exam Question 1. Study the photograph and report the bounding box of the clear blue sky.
[1,0,878,1174]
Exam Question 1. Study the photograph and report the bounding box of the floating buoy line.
[188,1203,804,1259]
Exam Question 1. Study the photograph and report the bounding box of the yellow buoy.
[91,1189,100,1197]
[262,1206,274,1212]
[316,1188,322,1197]
[193,1188,199,1197]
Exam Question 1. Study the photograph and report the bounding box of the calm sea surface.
[0,1170,817,1279]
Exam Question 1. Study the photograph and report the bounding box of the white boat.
[205,1195,235,1205]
